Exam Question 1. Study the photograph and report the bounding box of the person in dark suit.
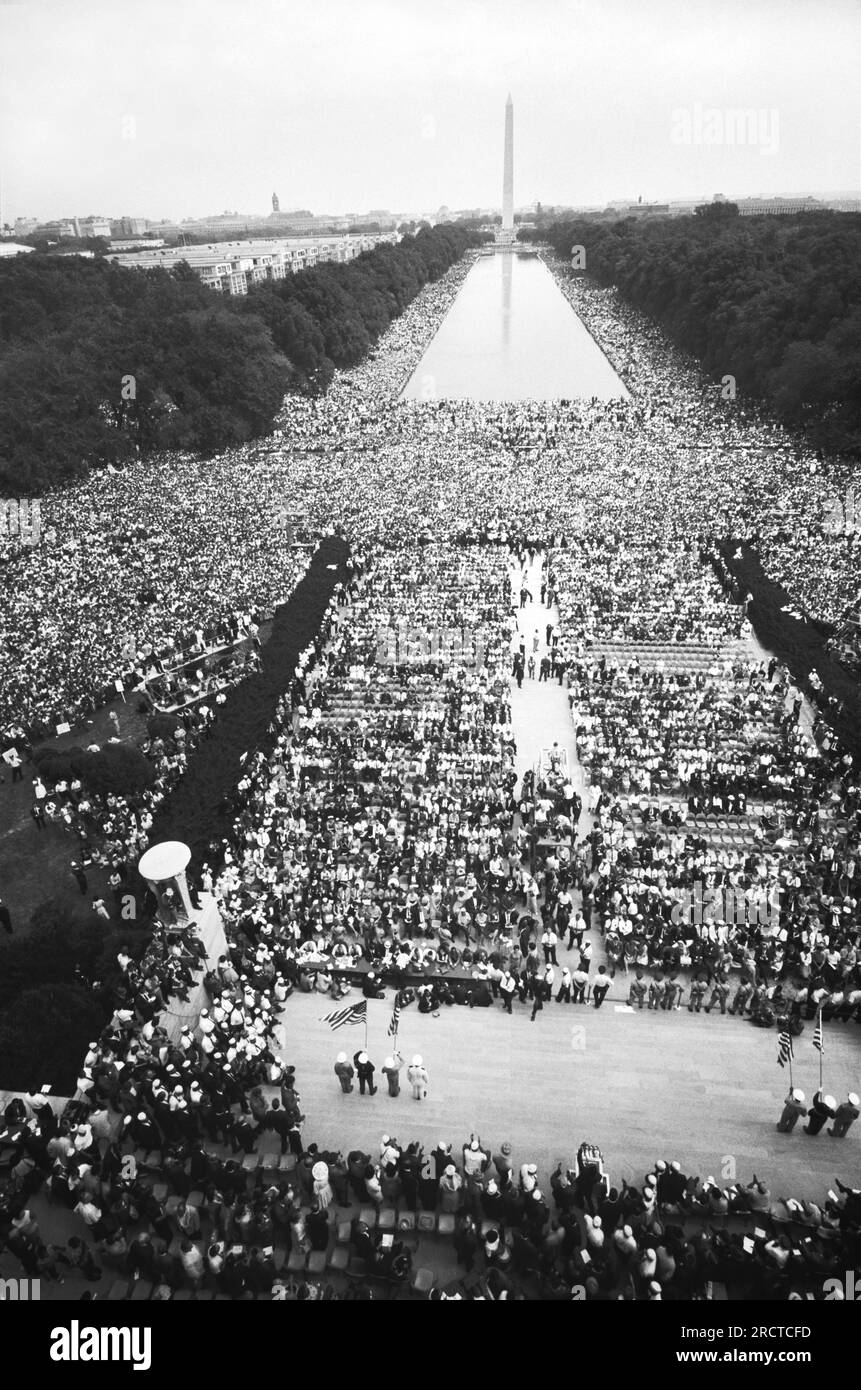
[266,1099,292,1153]
[353,1051,377,1095]
[70,862,88,895]
[333,1052,354,1093]
[776,1089,807,1133]
[126,1111,160,1151]
[829,1093,860,1137]
[804,1090,836,1135]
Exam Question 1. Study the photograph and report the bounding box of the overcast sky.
[1,0,859,223]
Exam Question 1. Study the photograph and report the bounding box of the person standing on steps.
[804,1091,836,1136]
[829,1093,860,1137]
[776,1088,807,1133]
[688,977,707,1013]
[353,1051,377,1096]
[704,977,730,1015]
[382,1052,404,1097]
[627,971,647,1010]
[407,1054,428,1100]
[571,966,589,1005]
[500,970,516,1014]
[530,982,544,1023]
[592,965,611,1009]
[334,1052,354,1094]
[565,903,584,951]
[541,925,558,966]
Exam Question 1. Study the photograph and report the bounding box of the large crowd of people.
[2,244,858,747]
[3,1069,860,1300]
[1,241,859,1302]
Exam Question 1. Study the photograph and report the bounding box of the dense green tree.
[0,984,107,1093]
[694,201,740,219]
[525,212,861,456]
[0,223,487,490]
[33,741,156,795]
[0,899,106,1011]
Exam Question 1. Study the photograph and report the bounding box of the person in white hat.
[407,1054,428,1101]
[353,1050,377,1096]
[613,1224,638,1259]
[382,1050,404,1097]
[312,1160,333,1208]
[333,1052,354,1094]
[73,1122,94,1153]
[776,1087,807,1132]
[830,1092,860,1137]
[804,1090,837,1135]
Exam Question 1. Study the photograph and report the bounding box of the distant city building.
[272,191,280,213]
[76,216,112,238]
[605,202,670,217]
[38,219,78,238]
[0,241,36,257]
[1,217,39,238]
[30,215,112,239]
[182,212,264,236]
[267,208,316,233]
[109,237,166,251]
[105,231,398,295]
[113,216,149,237]
[736,196,823,216]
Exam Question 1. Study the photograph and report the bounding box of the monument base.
[157,893,227,1042]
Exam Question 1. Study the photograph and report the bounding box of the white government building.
[106,231,398,295]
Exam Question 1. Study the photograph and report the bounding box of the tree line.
[0,223,485,491]
[525,212,861,457]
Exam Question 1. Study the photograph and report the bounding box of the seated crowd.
[1,238,860,1306]
[3,1083,859,1301]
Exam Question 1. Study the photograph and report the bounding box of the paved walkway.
[276,991,861,1204]
[505,550,606,987]
[508,551,592,826]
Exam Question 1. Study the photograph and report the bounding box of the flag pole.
[818,1009,823,1091]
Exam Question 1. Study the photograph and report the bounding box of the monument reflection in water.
[400,251,630,403]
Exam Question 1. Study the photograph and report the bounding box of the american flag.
[812,1010,824,1055]
[777,1029,793,1068]
[321,1000,367,1031]
[387,999,401,1037]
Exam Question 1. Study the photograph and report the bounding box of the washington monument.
[502,93,514,232]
